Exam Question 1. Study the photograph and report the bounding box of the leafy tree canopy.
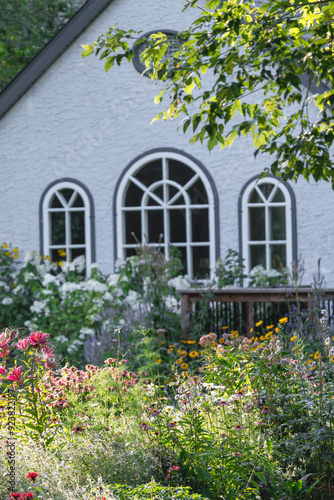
[0,0,85,92]
[82,0,334,186]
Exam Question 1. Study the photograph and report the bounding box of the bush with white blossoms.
[249,265,287,287]
[0,243,187,367]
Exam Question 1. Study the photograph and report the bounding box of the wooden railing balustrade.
[179,288,334,339]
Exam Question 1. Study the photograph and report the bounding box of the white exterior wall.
[0,0,333,285]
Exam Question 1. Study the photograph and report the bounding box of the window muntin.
[242,177,293,275]
[116,152,216,280]
[132,30,181,77]
[42,181,92,272]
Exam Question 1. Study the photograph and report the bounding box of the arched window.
[240,176,297,275]
[40,179,95,272]
[115,150,218,279]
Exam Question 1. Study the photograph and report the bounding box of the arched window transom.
[116,152,216,279]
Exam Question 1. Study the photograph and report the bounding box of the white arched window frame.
[115,151,217,280]
[241,177,294,277]
[42,181,92,271]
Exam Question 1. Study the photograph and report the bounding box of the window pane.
[272,187,284,202]
[250,245,266,269]
[51,212,65,245]
[50,193,63,208]
[72,193,84,207]
[249,207,265,240]
[259,183,273,199]
[125,181,144,207]
[270,207,286,240]
[270,244,286,269]
[187,178,208,204]
[173,246,186,275]
[168,159,194,185]
[70,247,86,261]
[125,248,137,258]
[147,186,163,206]
[59,188,74,204]
[70,211,85,244]
[192,209,209,242]
[148,210,163,242]
[193,247,210,279]
[249,188,262,203]
[170,209,186,242]
[51,249,62,263]
[135,159,162,187]
[125,211,141,244]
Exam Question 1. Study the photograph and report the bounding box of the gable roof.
[0,0,114,120]
[0,0,329,121]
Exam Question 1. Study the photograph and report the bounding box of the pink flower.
[28,331,49,350]
[0,347,9,358]
[6,366,23,387]
[0,365,6,376]
[164,473,170,480]
[15,338,30,350]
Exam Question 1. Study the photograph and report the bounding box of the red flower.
[21,493,34,499]
[28,331,49,350]
[9,493,22,499]
[6,366,23,387]
[15,338,30,350]
[26,472,39,482]
[262,406,271,414]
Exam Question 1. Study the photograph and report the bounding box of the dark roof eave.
[0,0,114,120]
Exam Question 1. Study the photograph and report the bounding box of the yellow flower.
[189,351,199,358]
[13,254,18,259]
[58,249,66,257]
[58,261,63,266]
[292,347,297,351]
[188,340,196,344]
[266,325,274,329]
[13,283,17,288]
[306,360,312,365]
[5,251,11,257]
[267,331,273,335]
[175,358,185,364]
[314,351,321,360]
[180,363,189,370]
[218,338,225,344]
[13,248,18,253]
[156,359,162,364]
[2,243,8,248]
[290,336,298,342]
[259,336,265,341]
[250,337,254,341]
[250,328,254,334]
[255,321,263,327]
[275,327,280,333]
[221,326,228,330]
[181,371,189,378]
[309,353,314,357]
[254,337,258,342]
[279,317,288,324]
[45,255,50,260]
[160,341,165,345]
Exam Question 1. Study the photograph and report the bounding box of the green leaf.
[81,44,94,58]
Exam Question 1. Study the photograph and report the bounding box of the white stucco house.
[0,0,333,285]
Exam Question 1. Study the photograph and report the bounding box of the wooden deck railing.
[179,287,334,339]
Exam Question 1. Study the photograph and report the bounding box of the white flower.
[107,274,120,287]
[168,275,191,290]
[61,282,80,295]
[23,271,35,283]
[24,250,39,265]
[83,279,108,294]
[80,327,95,336]
[125,290,140,309]
[2,297,13,305]
[42,273,60,287]
[72,255,86,274]
[103,292,113,302]
[30,300,48,314]
[55,335,68,344]
[163,295,179,313]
